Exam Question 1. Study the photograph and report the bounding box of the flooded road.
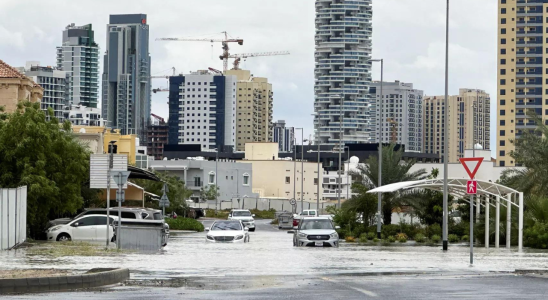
[2,219,548,279]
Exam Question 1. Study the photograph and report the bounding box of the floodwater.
[2,219,548,279]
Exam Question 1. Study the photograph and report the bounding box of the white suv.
[228,209,256,232]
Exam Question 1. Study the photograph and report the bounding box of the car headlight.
[206,235,214,240]
[235,235,244,240]
[330,232,339,239]
[48,226,62,233]
[298,232,307,238]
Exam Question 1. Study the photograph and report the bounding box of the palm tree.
[352,144,427,224]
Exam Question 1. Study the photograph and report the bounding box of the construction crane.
[387,118,398,143]
[228,51,290,70]
[208,67,223,74]
[150,67,176,79]
[152,87,169,94]
[156,31,243,71]
[151,113,166,125]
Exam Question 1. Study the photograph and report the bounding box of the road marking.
[322,277,378,297]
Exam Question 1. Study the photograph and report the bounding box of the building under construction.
[147,114,169,160]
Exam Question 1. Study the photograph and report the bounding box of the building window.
[500,89,506,95]
[501,38,506,44]
[501,8,506,14]
[209,172,215,184]
[500,130,506,136]
[500,140,505,147]
[500,151,505,157]
[500,161,505,167]
[501,29,506,35]
[500,110,506,116]
[500,59,506,65]
[500,79,506,85]
[285,176,291,184]
[243,173,250,186]
[500,69,506,75]
[500,120,506,126]
[500,99,506,105]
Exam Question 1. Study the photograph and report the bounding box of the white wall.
[0,186,27,250]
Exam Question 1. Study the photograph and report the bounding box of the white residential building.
[371,81,424,152]
[168,70,237,150]
[65,104,104,126]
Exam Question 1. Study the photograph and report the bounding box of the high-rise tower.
[314,0,373,145]
[102,14,151,142]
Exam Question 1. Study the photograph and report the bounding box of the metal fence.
[192,197,335,214]
[0,186,27,250]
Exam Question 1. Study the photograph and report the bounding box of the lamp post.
[106,140,116,247]
[317,141,321,213]
[371,58,384,239]
[215,148,219,214]
[296,128,304,213]
[293,138,297,201]
[442,0,450,251]
[345,146,350,201]
[337,94,344,208]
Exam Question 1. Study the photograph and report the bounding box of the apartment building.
[56,23,99,109]
[273,120,295,152]
[167,70,237,150]
[224,69,273,151]
[424,89,490,163]
[314,0,374,145]
[497,0,548,166]
[370,81,424,152]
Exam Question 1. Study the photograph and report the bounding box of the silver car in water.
[291,217,340,247]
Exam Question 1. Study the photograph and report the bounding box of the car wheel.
[56,233,71,242]
[249,228,255,232]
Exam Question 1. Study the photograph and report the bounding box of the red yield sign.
[459,157,483,179]
[467,180,477,195]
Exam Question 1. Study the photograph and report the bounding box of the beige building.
[0,59,43,113]
[241,143,323,202]
[497,2,544,166]
[225,70,273,151]
[424,89,490,163]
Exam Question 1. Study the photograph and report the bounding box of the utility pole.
[346,147,350,201]
[293,139,296,201]
[301,129,304,213]
[371,58,384,239]
[317,141,320,213]
[215,149,219,213]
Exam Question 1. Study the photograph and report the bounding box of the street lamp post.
[345,146,350,201]
[371,58,384,239]
[442,0,450,251]
[295,128,304,213]
[337,94,344,208]
[293,138,297,201]
[317,141,321,213]
[215,148,219,213]
[106,140,116,248]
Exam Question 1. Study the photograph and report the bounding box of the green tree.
[0,102,90,237]
[344,183,378,225]
[351,144,427,224]
[132,171,192,216]
[199,185,220,203]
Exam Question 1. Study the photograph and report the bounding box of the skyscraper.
[314,0,373,146]
[102,14,151,142]
[424,89,490,163]
[168,70,237,150]
[56,23,99,109]
[370,81,424,153]
[497,1,544,166]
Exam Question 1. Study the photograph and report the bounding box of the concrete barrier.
[0,268,129,294]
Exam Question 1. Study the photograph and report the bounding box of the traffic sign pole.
[112,171,130,250]
[460,158,482,266]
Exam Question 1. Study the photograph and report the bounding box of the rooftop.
[0,59,26,79]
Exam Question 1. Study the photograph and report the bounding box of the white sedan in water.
[205,220,250,243]
[46,214,118,242]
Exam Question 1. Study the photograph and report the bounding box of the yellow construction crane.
[156,31,243,71]
[228,51,290,70]
[387,118,398,143]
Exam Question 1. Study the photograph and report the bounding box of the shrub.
[367,232,376,240]
[431,234,441,244]
[399,223,423,238]
[165,218,205,232]
[372,238,379,243]
[414,233,426,243]
[345,236,356,243]
[387,236,396,243]
[524,222,548,249]
[270,219,279,225]
[359,234,368,244]
[427,224,442,238]
[382,224,400,237]
[462,235,469,242]
[336,229,347,240]
[448,234,459,243]
[205,210,230,219]
[396,233,408,243]
[449,220,468,237]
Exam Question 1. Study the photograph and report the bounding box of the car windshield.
[232,211,251,217]
[211,221,242,231]
[300,219,334,230]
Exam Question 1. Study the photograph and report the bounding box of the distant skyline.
[0,0,496,154]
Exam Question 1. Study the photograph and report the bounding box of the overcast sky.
[0,0,497,153]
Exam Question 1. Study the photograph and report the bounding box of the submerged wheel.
[56,233,71,242]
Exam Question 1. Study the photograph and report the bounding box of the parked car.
[205,220,250,243]
[47,208,170,246]
[228,209,256,232]
[290,217,340,247]
[46,215,118,242]
[292,209,319,227]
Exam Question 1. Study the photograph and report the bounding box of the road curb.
[515,269,548,275]
[0,268,129,295]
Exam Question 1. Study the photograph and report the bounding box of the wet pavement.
[4,274,548,299]
[2,219,548,280]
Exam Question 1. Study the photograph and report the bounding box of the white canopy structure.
[368,178,524,251]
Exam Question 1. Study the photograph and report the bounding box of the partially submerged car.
[205,220,250,243]
[290,217,340,247]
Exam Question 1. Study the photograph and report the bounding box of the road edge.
[0,268,130,295]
